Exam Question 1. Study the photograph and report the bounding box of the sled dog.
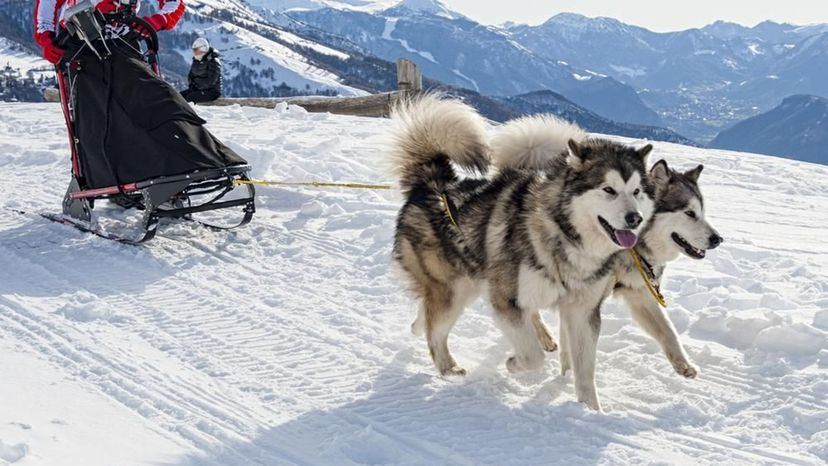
[391,96,654,410]
[532,159,723,380]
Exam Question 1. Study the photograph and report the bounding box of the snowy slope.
[168,1,366,96]
[245,0,447,15]
[0,38,50,79]
[1,102,827,465]
[172,17,363,96]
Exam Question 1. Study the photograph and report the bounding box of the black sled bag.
[72,44,246,190]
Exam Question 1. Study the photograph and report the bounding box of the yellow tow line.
[234,179,392,190]
[239,179,667,307]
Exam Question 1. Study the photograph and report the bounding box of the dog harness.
[628,249,667,307]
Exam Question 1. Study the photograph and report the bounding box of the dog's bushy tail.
[389,94,490,193]
[490,115,587,170]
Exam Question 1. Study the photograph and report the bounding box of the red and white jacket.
[35,0,185,43]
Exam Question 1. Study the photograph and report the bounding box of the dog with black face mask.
[391,97,654,410]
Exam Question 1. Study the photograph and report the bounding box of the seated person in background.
[181,38,222,103]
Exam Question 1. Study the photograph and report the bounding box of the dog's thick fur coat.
[494,119,723,398]
[391,95,655,410]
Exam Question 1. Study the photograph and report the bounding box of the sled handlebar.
[103,13,160,56]
[106,14,161,74]
[57,3,160,73]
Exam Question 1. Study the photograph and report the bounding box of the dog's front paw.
[576,392,602,412]
[671,359,698,379]
[580,398,602,412]
[506,356,523,374]
[538,334,558,353]
[559,352,571,375]
[440,365,467,377]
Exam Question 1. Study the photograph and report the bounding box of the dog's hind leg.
[491,297,545,373]
[411,306,426,336]
[559,318,571,375]
[424,280,473,376]
[531,312,558,353]
[560,294,604,411]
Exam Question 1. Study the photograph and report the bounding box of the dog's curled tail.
[490,114,587,170]
[389,94,490,193]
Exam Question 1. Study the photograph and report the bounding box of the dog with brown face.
[390,96,655,410]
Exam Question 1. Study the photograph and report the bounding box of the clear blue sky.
[441,0,828,31]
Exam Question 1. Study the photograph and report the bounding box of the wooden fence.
[44,59,422,118]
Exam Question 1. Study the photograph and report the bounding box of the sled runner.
[53,1,255,244]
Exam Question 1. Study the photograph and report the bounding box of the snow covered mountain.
[0,7,699,146]
[0,0,688,143]
[711,94,828,164]
[149,0,369,96]
[508,13,828,143]
[499,90,692,145]
[249,0,460,18]
[0,0,379,98]
[284,2,664,127]
[1,101,827,465]
[0,1,56,101]
[5,0,826,161]
[0,38,48,75]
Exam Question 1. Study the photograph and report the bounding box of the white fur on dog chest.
[517,263,562,310]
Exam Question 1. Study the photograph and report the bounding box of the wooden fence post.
[396,59,422,93]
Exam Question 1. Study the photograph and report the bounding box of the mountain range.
[283,1,664,127]
[0,0,825,163]
[711,94,828,164]
[282,1,828,143]
[0,0,690,143]
[508,13,828,143]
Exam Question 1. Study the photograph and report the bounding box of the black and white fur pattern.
[391,95,654,410]
[588,161,722,379]
[506,137,725,385]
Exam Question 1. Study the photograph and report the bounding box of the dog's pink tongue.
[614,230,638,249]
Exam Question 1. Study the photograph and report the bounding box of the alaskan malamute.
[391,96,654,410]
[541,159,724,380]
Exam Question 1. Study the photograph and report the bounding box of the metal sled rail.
[62,166,256,244]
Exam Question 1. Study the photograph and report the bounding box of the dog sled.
[51,1,255,244]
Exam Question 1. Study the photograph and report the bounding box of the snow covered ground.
[1,102,827,465]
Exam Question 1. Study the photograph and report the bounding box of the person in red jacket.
[34,0,185,64]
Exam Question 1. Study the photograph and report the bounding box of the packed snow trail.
[1,102,827,466]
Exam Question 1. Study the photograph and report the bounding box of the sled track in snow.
[2,104,827,465]
[2,222,821,465]
[0,300,282,464]
[1,226,385,391]
[0,305,464,466]
[0,219,488,465]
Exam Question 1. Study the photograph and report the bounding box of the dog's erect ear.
[650,159,671,186]
[684,164,704,182]
[637,144,653,164]
[566,139,586,169]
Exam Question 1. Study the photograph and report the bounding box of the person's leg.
[188,90,216,103]
[180,88,192,101]
[203,89,221,102]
